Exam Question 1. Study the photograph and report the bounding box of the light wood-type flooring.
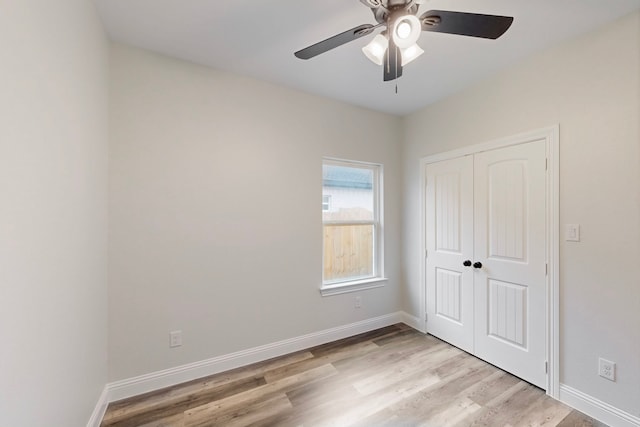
[101,324,606,427]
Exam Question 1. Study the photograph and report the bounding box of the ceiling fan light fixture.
[401,43,424,66]
[293,2,514,83]
[392,14,421,49]
[362,34,388,65]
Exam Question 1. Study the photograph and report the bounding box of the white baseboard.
[87,385,109,427]
[400,311,425,333]
[560,384,640,427]
[106,312,411,402]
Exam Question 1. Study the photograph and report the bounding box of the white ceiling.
[95,0,640,116]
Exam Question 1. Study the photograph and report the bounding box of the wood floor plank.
[318,368,442,426]
[104,376,266,427]
[556,410,609,427]
[331,333,446,378]
[285,372,360,410]
[353,358,503,425]
[307,324,402,357]
[136,412,184,427]
[102,350,312,425]
[183,364,336,425]
[352,344,461,395]
[102,325,608,427]
[262,340,379,383]
[510,393,573,427]
[285,390,359,425]
[346,357,491,427]
[460,381,545,427]
[465,369,521,406]
[103,377,266,427]
[185,393,292,427]
[372,327,428,347]
[425,396,483,427]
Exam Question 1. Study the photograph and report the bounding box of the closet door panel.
[473,140,547,389]
[425,156,474,353]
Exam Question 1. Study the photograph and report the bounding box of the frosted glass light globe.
[396,22,412,39]
[392,15,421,49]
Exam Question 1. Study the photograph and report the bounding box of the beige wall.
[401,11,640,416]
[0,0,109,425]
[108,44,403,381]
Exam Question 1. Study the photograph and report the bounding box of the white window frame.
[320,158,387,296]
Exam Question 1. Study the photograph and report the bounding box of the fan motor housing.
[372,1,420,25]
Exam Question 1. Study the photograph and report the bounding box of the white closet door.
[425,140,548,389]
[425,156,474,353]
[473,140,547,388]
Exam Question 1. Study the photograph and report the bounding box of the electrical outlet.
[169,330,182,348]
[565,224,580,242]
[355,296,362,309]
[599,358,615,381]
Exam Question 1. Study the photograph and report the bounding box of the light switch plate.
[565,224,580,242]
[169,330,182,348]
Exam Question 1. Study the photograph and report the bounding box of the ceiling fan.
[294,0,514,82]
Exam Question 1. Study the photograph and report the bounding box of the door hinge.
[545,263,548,276]
[545,158,548,170]
[545,361,548,374]
[425,313,428,322]
[425,250,428,258]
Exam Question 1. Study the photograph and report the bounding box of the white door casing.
[422,127,558,393]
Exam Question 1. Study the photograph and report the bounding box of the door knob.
[473,261,483,269]
[463,260,472,267]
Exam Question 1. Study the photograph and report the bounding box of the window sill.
[320,277,388,297]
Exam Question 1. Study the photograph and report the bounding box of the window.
[321,158,385,295]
